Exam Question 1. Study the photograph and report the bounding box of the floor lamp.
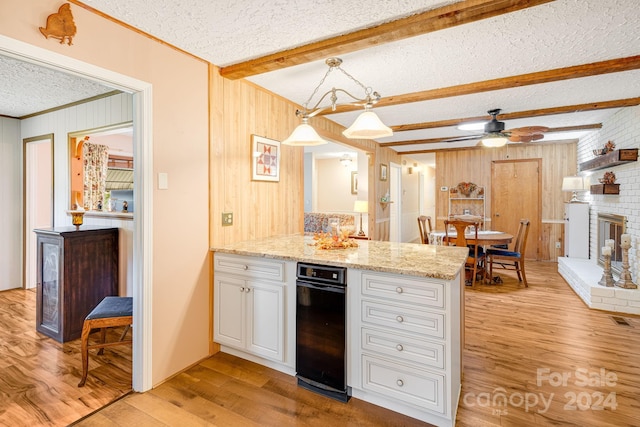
[354,200,368,236]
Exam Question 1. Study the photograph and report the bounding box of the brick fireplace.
[559,211,639,315]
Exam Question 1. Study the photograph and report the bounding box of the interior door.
[24,136,54,291]
[491,159,541,260]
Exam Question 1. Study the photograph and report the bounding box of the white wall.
[401,166,421,242]
[316,157,358,212]
[579,106,640,283]
[19,93,135,295]
[0,117,21,291]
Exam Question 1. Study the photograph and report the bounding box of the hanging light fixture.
[282,58,392,146]
[480,109,509,147]
[339,155,353,167]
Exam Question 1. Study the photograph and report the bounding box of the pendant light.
[282,58,392,146]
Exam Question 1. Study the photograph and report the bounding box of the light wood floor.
[0,288,132,426]
[5,262,640,426]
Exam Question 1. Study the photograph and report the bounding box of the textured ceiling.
[1,0,639,157]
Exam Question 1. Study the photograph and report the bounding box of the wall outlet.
[222,212,233,226]
[555,242,561,249]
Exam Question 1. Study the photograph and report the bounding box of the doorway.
[491,159,541,260]
[23,135,54,291]
[1,35,152,392]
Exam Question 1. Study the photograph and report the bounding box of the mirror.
[69,122,133,213]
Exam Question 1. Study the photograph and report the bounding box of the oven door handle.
[296,280,345,294]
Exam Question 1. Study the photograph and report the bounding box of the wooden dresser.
[34,226,119,342]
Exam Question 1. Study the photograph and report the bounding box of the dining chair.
[417,215,432,244]
[487,219,531,287]
[443,219,485,287]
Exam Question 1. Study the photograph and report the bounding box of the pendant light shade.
[343,110,393,139]
[481,133,508,147]
[282,118,327,146]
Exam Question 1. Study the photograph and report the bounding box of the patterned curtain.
[83,142,109,210]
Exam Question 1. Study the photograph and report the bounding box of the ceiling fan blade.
[438,134,484,143]
[506,126,550,135]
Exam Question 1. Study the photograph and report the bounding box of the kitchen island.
[211,234,467,427]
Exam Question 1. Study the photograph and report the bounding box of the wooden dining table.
[430,230,513,284]
[429,230,513,246]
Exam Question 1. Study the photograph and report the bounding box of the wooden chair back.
[443,219,479,248]
[513,219,531,255]
[417,215,432,244]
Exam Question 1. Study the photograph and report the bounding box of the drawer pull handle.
[395,287,403,294]
[396,344,403,351]
[396,379,404,387]
[396,315,404,323]
[243,265,249,270]
[240,287,245,292]
[245,287,251,293]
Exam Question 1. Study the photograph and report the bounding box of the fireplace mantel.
[579,148,638,172]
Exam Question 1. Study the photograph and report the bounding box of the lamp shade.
[282,120,328,146]
[343,111,393,139]
[481,133,508,147]
[562,176,584,191]
[353,200,368,213]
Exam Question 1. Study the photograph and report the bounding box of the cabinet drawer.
[361,272,444,309]
[362,354,445,414]
[362,327,444,369]
[214,253,285,282]
[362,299,444,339]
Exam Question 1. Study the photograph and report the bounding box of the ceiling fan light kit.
[481,133,509,147]
[283,57,392,146]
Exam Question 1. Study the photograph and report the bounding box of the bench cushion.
[86,296,133,320]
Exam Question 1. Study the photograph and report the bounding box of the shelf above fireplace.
[579,149,638,172]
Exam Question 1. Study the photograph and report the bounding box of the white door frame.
[1,34,153,392]
[24,134,53,290]
[389,162,402,242]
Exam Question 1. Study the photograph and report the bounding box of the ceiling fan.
[446,109,550,146]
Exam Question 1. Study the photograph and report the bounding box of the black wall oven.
[296,262,350,402]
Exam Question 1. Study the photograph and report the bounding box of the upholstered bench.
[78,296,133,387]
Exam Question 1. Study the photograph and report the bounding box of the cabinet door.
[214,275,246,348]
[36,235,63,340]
[246,280,284,361]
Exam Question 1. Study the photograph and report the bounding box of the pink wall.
[0,0,210,385]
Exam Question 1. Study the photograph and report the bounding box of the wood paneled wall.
[435,142,577,260]
[208,66,403,245]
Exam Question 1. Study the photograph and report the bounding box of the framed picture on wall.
[251,134,280,182]
[351,171,358,194]
[380,163,388,181]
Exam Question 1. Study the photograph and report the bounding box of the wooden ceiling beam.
[324,55,640,117]
[380,124,602,147]
[391,98,640,132]
[220,0,554,79]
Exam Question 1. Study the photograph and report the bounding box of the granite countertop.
[211,234,468,280]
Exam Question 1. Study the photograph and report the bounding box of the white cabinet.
[214,253,286,362]
[350,270,463,427]
[564,202,589,259]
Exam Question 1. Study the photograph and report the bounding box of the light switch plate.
[222,212,233,226]
[158,172,169,190]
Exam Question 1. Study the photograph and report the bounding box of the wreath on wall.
[457,182,478,196]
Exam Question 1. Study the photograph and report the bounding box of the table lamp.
[562,176,585,203]
[353,200,368,236]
